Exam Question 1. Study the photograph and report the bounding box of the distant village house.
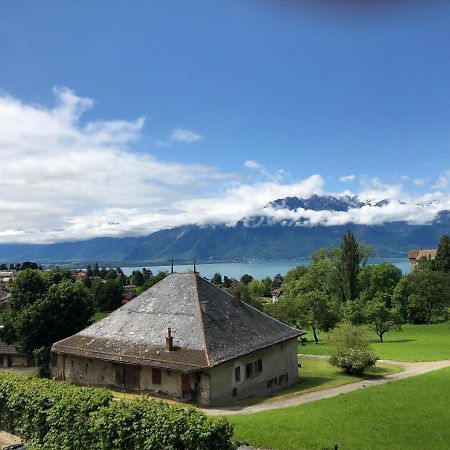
[51,273,304,405]
[408,249,437,271]
[271,288,284,303]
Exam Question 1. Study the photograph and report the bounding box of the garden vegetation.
[0,373,235,450]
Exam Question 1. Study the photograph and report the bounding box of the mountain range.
[0,195,448,264]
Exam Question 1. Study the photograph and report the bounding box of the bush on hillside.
[329,322,377,375]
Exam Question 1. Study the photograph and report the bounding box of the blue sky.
[1,1,450,242]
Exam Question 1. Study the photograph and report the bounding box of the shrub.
[329,322,377,375]
[0,373,236,450]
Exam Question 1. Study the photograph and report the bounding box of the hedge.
[0,373,236,450]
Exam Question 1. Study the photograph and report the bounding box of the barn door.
[115,364,125,388]
[181,373,190,398]
[125,365,140,390]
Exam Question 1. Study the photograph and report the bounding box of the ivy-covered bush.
[0,373,236,450]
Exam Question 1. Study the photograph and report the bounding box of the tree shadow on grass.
[370,339,416,344]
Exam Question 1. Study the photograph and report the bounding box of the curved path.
[204,358,450,416]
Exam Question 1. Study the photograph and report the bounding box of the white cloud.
[414,178,428,186]
[170,127,204,143]
[0,87,449,244]
[244,160,262,170]
[432,170,450,190]
[339,174,355,182]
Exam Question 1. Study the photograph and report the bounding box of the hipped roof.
[52,273,304,372]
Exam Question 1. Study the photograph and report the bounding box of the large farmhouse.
[51,272,304,405]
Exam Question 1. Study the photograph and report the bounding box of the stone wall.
[205,338,299,405]
[50,338,298,406]
[51,354,211,404]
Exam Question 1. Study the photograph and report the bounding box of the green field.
[298,321,450,361]
[230,366,450,450]
[222,358,401,407]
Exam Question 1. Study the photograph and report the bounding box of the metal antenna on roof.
[171,257,174,274]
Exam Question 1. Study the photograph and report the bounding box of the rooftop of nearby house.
[0,340,22,356]
[52,273,304,372]
[409,249,437,261]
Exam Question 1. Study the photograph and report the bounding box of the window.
[235,366,241,383]
[245,359,263,379]
[152,368,162,385]
[245,363,254,378]
[232,387,237,397]
[257,359,262,373]
[267,379,273,389]
[51,353,57,368]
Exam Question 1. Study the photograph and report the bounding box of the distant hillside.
[0,195,448,263]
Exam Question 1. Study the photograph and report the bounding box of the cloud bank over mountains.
[0,88,449,244]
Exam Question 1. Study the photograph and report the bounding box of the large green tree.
[0,273,93,356]
[393,269,450,323]
[435,234,450,273]
[339,230,361,301]
[93,279,124,312]
[365,296,402,342]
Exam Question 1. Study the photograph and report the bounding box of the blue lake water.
[122,258,410,280]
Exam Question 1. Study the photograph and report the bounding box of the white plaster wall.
[206,338,299,405]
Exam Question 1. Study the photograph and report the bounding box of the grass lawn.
[229,366,450,450]
[223,357,401,407]
[298,321,450,361]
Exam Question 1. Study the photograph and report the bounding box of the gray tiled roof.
[0,341,22,355]
[52,273,304,371]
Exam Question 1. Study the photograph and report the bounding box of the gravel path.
[204,359,450,416]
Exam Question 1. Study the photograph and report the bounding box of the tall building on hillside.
[51,272,304,405]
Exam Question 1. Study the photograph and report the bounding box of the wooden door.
[125,365,140,390]
[181,373,190,398]
[115,364,125,388]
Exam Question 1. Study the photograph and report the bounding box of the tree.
[0,278,93,358]
[105,268,118,280]
[358,263,403,307]
[392,270,450,323]
[0,263,7,270]
[44,268,75,287]
[329,323,377,375]
[93,262,100,277]
[211,272,222,286]
[131,270,145,286]
[240,274,254,285]
[93,280,124,312]
[435,235,450,273]
[297,290,339,344]
[271,273,284,289]
[339,230,361,301]
[9,269,47,311]
[365,297,402,342]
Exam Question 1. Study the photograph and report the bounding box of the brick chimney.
[165,327,173,351]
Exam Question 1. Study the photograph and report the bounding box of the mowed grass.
[298,321,450,361]
[229,366,450,450]
[230,358,402,406]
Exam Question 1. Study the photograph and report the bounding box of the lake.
[121,258,410,280]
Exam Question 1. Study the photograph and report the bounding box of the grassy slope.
[298,321,450,361]
[230,366,450,450]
